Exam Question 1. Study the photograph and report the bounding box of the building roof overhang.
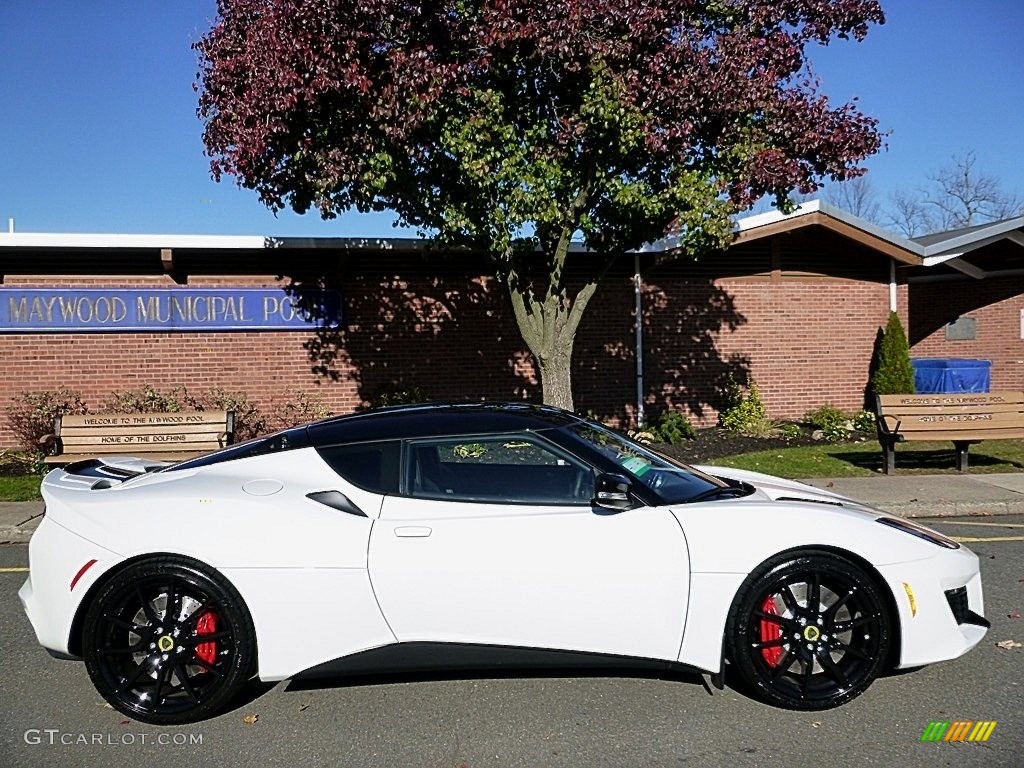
[727,200,924,265]
[1,203,1022,279]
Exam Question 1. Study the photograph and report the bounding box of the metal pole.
[889,258,897,312]
[634,253,646,427]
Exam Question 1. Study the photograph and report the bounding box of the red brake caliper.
[759,596,784,667]
[194,611,219,667]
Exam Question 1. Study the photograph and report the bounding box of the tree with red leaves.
[196,0,885,411]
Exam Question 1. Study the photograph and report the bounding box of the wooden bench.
[875,393,1024,474]
[42,411,235,464]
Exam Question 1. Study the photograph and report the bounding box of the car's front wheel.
[727,551,892,710]
[82,556,255,724]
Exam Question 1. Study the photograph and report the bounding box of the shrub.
[5,388,90,454]
[0,448,44,475]
[652,410,696,444]
[720,377,774,436]
[852,409,876,434]
[104,384,184,413]
[872,311,915,395]
[270,392,332,430]
[369,385,429,408]
[804,404,851,442]
[185,387,269,442]
[776,422,804,440]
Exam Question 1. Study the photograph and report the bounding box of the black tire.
[82,556,256,725]
[726,551,891,710]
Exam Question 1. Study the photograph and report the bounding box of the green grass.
[713,439,1024,479]
[0,475,44,502]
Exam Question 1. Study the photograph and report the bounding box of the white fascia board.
[0,232,434,251]
[0,232,270,249]
[922,252,959,266]
[920,216,1024,257]
[732,199,823,232]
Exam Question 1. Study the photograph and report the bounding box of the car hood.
[693,464,871,509]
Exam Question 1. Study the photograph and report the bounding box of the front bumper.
[877,545,987,668]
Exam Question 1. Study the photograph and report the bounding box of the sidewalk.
[799,473,1024,518]
[3,473,1024,544]
[0,501,44,544]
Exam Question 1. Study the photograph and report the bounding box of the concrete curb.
[872,500,1024,519]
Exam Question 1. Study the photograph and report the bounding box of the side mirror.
[593,472,634,512]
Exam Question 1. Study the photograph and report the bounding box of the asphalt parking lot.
[1,516,1022,768]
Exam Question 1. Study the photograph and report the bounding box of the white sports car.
[20,403,988,724]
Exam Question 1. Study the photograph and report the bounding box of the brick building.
[1,202,1023,448]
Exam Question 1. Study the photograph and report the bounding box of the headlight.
[876,517,960,549]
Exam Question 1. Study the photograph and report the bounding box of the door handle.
[394,526,432,538]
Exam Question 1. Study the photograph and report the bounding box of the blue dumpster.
[911,358,991,394]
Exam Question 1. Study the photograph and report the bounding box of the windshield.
[567,422,725,503]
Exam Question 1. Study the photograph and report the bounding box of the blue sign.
[0,288,342,332]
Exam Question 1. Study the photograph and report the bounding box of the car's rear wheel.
[727,551,891,710]
[82,557,255,724]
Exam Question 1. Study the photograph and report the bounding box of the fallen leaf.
[995,640,1022,650]
[298,704,310,712]
[811,721,822,728]
[968,510,994,517]
[120,721,130,726]
[243,713,259,725]
[1008,611,1021,620]
[825,482,834,488]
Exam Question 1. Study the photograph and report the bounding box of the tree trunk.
[497,192,609,413]
[538,348,574,411]
[503,273,604,414]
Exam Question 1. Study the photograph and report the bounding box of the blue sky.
[1,0,1021,236]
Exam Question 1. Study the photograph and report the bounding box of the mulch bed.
[650,427,823,464]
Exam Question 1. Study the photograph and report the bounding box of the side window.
[316,441,400,494]
[407,436,593,505]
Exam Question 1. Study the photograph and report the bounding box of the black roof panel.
[306,402,582,446]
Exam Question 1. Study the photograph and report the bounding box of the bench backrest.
[876,392,1024,440]
[55,411,234,457]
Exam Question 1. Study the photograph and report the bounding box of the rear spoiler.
[45,457,170,491]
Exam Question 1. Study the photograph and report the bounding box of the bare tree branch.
[885,188,936,238]
[825,177,882,222]
[923,151,1024,228]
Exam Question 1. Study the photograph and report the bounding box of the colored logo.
[157,635,175,652]
[803,626,821,641]
[921,721,996,742]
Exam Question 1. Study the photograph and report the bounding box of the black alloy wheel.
[727,551,892,710]
[82,557,255,725]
